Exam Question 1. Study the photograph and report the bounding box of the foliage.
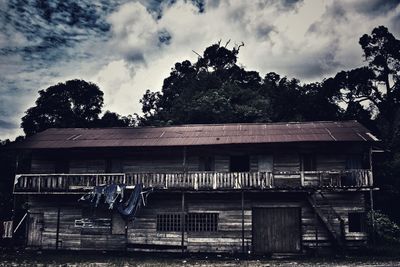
[21,80,136,135]
[139,43,340,126]
[98,111,136,127]
[323,26,400,150]
[21,79,104,136]
[369,210,400,244]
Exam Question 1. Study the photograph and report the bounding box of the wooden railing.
[13,169,373,194]
[13,173,126,193]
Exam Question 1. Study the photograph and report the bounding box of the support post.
[369,189,375,245]
[183,146,187,187]
[181,191,185,255]
[241,190,245,254]
[182,146,187,171]
[313,193,319,255]
[369,146,374,186]
[315,211,319,254]
[56,207,61,250]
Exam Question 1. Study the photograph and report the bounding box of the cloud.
[1,0,400,140]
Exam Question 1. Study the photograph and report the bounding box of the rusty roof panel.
[13,121,379,149]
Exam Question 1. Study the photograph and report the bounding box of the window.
[156,213,181,232]
[199,156,215,171]
[301,154,316,171]
[230,155,250,172]
[186,213,218,232]
[348,212,366,232]
[156,213,219,232]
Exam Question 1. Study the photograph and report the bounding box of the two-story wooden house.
[12,121,378,255]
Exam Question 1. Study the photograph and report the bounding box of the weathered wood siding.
[31,158,55,174]
[27,197,126,251]
[70,160,106,174]
[122,157,198,173]
[25,191,368,253]
[273,154,301,187]
[214,155,229,172]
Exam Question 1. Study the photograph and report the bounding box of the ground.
[1,251,400,267]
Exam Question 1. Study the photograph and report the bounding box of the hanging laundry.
[78,183,145,220]
[104,183,126,209]
[117,183,143,220]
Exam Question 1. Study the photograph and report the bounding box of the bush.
[369,210,400,244]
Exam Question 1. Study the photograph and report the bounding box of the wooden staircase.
[307,191,346,250]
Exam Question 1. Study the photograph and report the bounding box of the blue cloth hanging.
[117,183,143,220]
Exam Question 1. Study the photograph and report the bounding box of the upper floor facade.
[12,121,378,194]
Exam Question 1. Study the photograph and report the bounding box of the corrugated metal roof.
[14,121,379,149]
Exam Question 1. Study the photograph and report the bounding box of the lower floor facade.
[23,191,370,254]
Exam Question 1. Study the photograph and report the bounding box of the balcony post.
[369,146,373,187]
[241,190,245,254]
[38,175,41,193]
[181,191,185,254]
[369,189,376,245]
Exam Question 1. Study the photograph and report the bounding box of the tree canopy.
[139,42,340,126]
[323,26,400,149]
[22,79,104,136]
[21,79,134,136]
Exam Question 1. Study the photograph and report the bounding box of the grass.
[1,249,400,267]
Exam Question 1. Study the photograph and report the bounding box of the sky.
[0,0,399,140]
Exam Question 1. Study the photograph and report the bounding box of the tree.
[323,26,400,149]
[21,79,104,136]
[97,111,136,127]
[322,26,400,222]
[139,42,269,125]
[139,42,341,126]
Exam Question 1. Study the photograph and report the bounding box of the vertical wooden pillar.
[241,191,245,254]
[181,191,185,255]
[315,211,319,254]
[182,146,187,171]
[369,146,373,186]
[55,207,61,250]
[369,189,375,244]
[124,219,128,252]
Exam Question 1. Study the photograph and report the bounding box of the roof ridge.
[43,120,359,131]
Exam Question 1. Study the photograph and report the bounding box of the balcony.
[13,169,373,194]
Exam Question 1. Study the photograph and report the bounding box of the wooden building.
[12,121,379,255]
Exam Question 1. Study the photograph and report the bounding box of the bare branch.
[192,50,202,58]
[236,42,244,51]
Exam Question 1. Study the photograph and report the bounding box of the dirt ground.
[1,251,400,267]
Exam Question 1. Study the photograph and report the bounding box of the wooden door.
[27,213,43,248]
[252,207,301,253]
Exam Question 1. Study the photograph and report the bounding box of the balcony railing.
[13,170,373,194]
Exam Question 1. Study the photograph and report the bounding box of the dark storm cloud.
[0,119,18,130]
[352,0,400,17]
[390,12,400,34]
[0,0,128,139]
[257,0,304,12]
[138,0,205,18]
[158,29,172,45]
[256,24,277,40]
[289,45,342,80]
[0,0,123,64]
